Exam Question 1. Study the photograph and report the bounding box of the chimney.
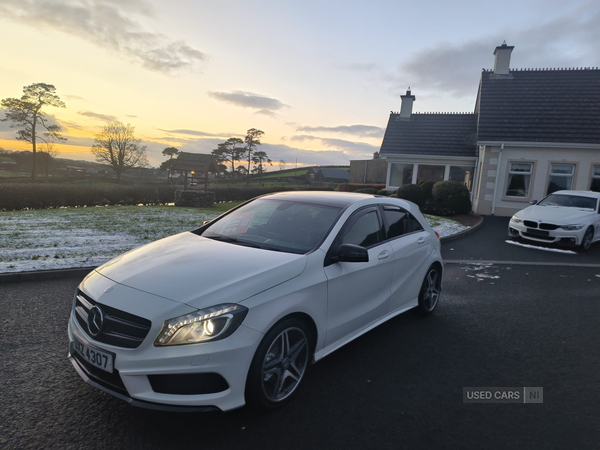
[493,41,514,75]
[399,88,416,118]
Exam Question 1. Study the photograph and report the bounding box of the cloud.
[208,91,288,112]
[157,128,240,138]
[126,114,137,118]
[78,111,119,122]
[288,135,378,158]
[255,109,280,118]
[337,62,377,72]
[0,0,207,74]
[64,94,85,101]
[389,3,600,98]
[296,124,384,138]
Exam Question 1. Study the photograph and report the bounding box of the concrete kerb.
[440,213,484,243]
[0,214,484,284]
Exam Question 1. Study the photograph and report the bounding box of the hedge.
[394,184,424,208]
[0,183,335,211]
[338,183,386,192]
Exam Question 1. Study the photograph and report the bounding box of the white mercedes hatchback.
[508,190,600,251]
[68,191,443,411]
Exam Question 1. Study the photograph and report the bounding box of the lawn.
[0,204,466,273]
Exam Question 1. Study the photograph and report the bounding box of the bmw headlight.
[560,224,585,231]
[510,215,523,224]
[154,303,248,346]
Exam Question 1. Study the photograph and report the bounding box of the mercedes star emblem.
[88,306,105,337]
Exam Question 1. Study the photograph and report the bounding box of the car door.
[381,206,431,313]
[323,206,394,348]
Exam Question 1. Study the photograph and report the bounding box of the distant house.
[379,43,600,216]
[171,152,220,189]
[307,167,349,183]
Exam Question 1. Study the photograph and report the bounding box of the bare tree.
[38,141,59,177]
[91,122,148,182]
[279,159,286,171]
[1,83,66,182]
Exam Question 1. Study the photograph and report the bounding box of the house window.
[449,166,475,191]
[390,163,413,187]
[590,166,600,192]
[547,164,574,195]
[506,162,533,197]
[416,165,445,185]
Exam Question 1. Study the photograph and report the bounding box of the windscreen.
[538,194,598,211]
[201,199,342,254]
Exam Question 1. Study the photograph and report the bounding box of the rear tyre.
[580,227,594,251]
[246,319,312,410]
[415,265,442,316]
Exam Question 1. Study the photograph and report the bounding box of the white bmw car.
[68,191,443,411]
[508,190,600,251]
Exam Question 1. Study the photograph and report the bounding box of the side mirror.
[529,200,537,205]
[337,243,369,263]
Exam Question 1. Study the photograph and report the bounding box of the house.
[380,43,600,216]
[171,152,220,189]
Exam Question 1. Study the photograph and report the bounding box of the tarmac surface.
[1,215,599,449]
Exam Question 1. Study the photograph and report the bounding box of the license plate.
[73,336,114,373]
[526,228,549,237]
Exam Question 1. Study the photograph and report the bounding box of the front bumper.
[68,311,263,412]
[508,221,584,246]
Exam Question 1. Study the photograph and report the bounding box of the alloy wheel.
[423,269,441,311]
[261,327,309,402]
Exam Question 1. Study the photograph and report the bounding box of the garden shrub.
[418,181,435,201]
[354,188,379,194]
[376,189,391,196]
[431,180,471,215]
[395,184,424,208]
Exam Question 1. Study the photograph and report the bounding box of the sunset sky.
[1,0,598,169]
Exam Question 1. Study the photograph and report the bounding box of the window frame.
[589,163,600,193]
[324,206,384,266]
[503,160,535,201]
[544,161,578,195]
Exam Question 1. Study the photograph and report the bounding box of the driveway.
[442,216,600,265]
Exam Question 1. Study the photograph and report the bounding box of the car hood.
[516,205,594,223]
[95,232,308,308]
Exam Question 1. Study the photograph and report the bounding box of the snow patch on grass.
[0,206,469,273]
[424,215,469,238]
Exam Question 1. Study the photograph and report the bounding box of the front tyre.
[246,319,311,409]
[415,265,442,316]
[580,227,594,251]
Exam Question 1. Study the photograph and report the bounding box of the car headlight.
[510,215,523,224]
[154,303,248,346]
[560,224,585,231]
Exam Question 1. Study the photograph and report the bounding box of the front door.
[323,207,394,348]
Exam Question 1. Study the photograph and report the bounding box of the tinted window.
[383,208,423,239]
[341,210,381,247]
[383,209,408,239]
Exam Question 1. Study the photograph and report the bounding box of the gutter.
[491,143,503,216]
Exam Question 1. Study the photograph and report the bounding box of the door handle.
[417,237,425,244]
[378,250,391,261]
